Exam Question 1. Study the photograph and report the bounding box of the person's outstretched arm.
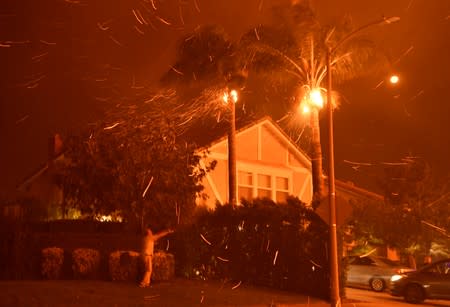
[153,229,174,241]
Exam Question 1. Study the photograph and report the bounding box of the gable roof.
[203,116,311,169]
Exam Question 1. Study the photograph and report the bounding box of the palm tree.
[241,2,381,209]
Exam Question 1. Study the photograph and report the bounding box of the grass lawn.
[0,278,330,307]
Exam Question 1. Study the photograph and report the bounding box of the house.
[195,117,385,216]
[14,134,65,219]
[196,117,313,209]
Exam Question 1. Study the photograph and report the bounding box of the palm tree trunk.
[310,109,324,209]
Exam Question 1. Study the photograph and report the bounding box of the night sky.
[1,0,449,198]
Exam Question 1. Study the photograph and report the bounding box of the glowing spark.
[109,35,123,46]
[200,233,212,246]
[171,67,183,75]
[310,259,322,268]
[94,97,110,101]
[178,6,185,25]
[142,176,154,198]
[343,160,372,166]
[381,162,409,166]
[254,28,260,41]
[394,46,414,64]
[150,0,157,10]
[266,240,270,252]
[134,25,145,35]
[165,239,170,251]
[409,89,424,101]
[32,52,48,62]
[200,295,204,303]
[231,281,242,290]
[39,40,56,45]
[258,0,264,11]
[132,9,144,25]
[0,43,11,47]
[300,104,310,114]
[144,295,160,300]
[406,0,414,11]
[137,9,148,25]
[64,0,81,3]
[104,122,121,130]
[23,74,46,88]
[175,202,180,224]
[373,80,384,89]
[15,115,29,124]
[273,250,278,265]
[97,21,110,31]
[155,16,171,25]
[216,256,229,262]
[193,0,201,12]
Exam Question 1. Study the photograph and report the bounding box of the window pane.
[276,177,288,190]
[276,191,288,203]
[238,187,253,200]
[238,171,253,186]
[257,174,271,188]
[257,189,271,199]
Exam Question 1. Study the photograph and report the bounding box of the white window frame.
[236,162,292,202]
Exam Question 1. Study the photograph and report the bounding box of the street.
[346,287,450,307]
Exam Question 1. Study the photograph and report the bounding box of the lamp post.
[325,16,399,307]
[223,89,238,208]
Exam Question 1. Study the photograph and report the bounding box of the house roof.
[198,116,311,163]
[335,179,384,202]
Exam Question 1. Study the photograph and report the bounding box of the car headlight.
[391,274,403,282]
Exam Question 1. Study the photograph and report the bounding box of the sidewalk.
[0,278,396,307]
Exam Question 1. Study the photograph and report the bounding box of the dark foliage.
[169,197,332,299]
[56,115,212,231]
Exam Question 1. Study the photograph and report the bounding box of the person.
[139,226,174,288]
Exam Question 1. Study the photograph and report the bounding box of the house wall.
[197,120,313,209]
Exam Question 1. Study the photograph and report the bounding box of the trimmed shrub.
[41,247,64,279]
[72,248,100,279]
[170,197,331,299]
[152,251,175,281]
[109,250,140,281]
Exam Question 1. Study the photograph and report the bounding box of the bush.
[72,248,100,279]
[109,250,140,281]
[41,247,64,279]
[152,251,175,281]
[169,197,331,299]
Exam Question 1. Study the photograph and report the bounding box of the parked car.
[345,255,413,292]
[390,258,450,304]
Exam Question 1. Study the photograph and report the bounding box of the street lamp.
[325,16,399,307]
[223,89,238,208]
[389,74,400,84]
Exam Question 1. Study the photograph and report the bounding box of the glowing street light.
[223,88,238,208]
[389,74,400,84]
[325,16,400,307]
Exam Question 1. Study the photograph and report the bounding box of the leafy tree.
[57,112,214,231]
[348,158,450,262]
